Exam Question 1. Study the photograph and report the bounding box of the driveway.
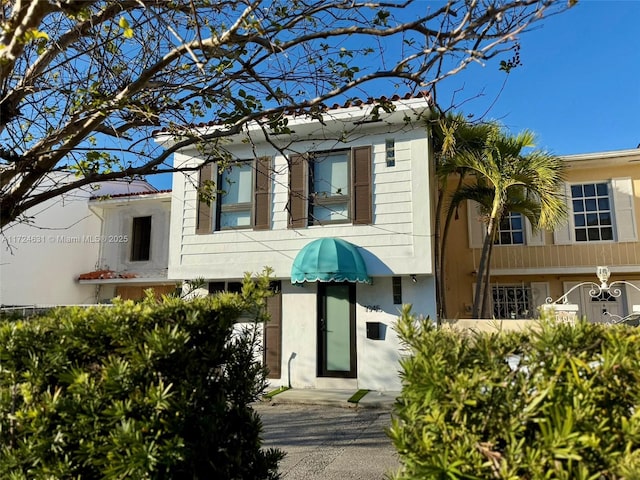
[255,403,400,480]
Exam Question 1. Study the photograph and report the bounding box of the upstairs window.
[217,162,253,229]
[288,146,372,228]
[496,212,524,245]
[571,182,613,242]
[196,157,271,234]
[309,151,350,224]
[131,216,151,261]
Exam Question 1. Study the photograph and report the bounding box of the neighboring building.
[0,178,166,306]
[160,93,436,391]
[78,189,176,302]
[443,148,640,321]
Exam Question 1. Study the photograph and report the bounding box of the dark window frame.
[197,158,271,234]
[288,145,371,228]
[392,277,402,305]
[308,149,351,226]
[495,211,525,245]
[571,182,614,242]
[491,285,532,319]
[130,216,152,262]
[216,160,255,231]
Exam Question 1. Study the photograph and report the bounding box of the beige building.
[443,148,640,321]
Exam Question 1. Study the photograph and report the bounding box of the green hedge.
[390,306,640,479]
[0,276,282,479]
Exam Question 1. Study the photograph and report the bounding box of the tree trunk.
[471,220,493,318]
[480,235,496,318]
[433,179,445,323]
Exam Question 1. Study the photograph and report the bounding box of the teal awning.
[291,238,371,284]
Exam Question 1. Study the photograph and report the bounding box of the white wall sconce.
[596,266,611,290]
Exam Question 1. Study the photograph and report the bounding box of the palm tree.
[432,114,497,320]
[452,129,567,318]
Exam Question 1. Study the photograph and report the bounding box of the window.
[554,178,637,245]
[492,285,532,319]
[468,200,544,248]
[196,157,271,234]
[385,139,395,167]
[131,216,151,261]
[209,281,243,293]
[288,146,372,228]
[571,182,613,242]
[496,212,524,245]
[591,290,616,302]
[309,151,350,224]
[217,162,253,229]
[392,277,402,304]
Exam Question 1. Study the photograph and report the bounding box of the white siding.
[168,129,433,281]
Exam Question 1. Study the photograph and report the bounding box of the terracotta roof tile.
[90,189,172,201]
[154,91,431,134]
[78,270,139,280]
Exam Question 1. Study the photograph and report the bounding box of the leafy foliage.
[0,0,575,229]
[390,306,640,479]
[0,275,282,479]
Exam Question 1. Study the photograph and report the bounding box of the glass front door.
[317,283,356,378]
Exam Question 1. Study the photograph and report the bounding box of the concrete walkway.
[262,388,400,409]
[255,401,400,479]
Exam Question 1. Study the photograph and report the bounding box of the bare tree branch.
[1,0,575,229]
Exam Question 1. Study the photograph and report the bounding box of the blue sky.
[434,0,640,156]
[149,1,639,190]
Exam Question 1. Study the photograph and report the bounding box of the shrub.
[0,274,283,479]
[389,306,640,479]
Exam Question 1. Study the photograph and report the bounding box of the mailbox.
[366,322,384,340]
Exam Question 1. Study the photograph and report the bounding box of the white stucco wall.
[1,192,101,305]
[274,276,435,392]
[0,180,158,306]
[95,193,172,276]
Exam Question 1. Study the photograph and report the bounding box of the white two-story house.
[160,93,436,391]
[1,178,162,307]
[78,189,176,302]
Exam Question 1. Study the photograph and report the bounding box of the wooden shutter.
[264,283,282,378]
[612,177,638,242]
[196,163,214,235]
[525,218,545,246]
[288,154,307,228]
[553,182,573,245]
[466,200,485,248]
[254,156,271,230]
[352,146,372,224]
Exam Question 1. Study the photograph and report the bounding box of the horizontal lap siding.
[485,243,640,270]
[172,133,427,277]
[372,142,412,227]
